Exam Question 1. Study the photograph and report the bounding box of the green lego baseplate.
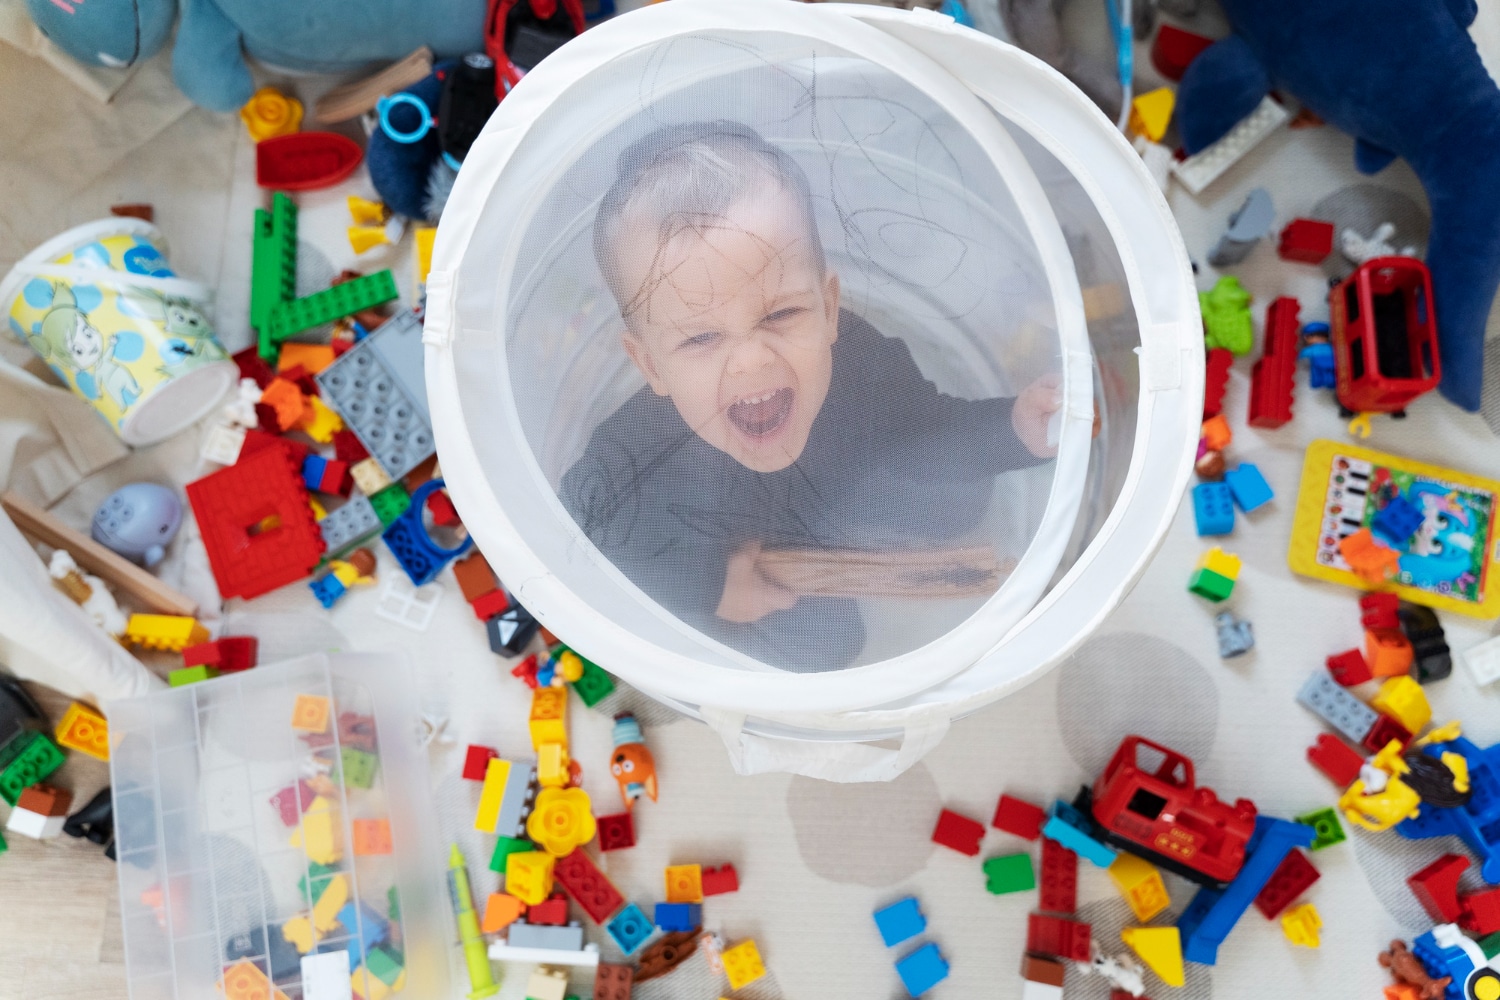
[252,192,298,362]
[268,270,400,344]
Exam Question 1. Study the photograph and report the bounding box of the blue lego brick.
[1193,482,1236,536]
[318,493,382,556]
[1224,463,1274,513]
[605,903,654,955]
[1374,495,1425,546]
[1412,927,1478,1000]
[653,902,701,932]
[1397,736,1500,883]
[314,309,433,480]
[1177,815,1316,965]
[302,454,328,493]
[894,942,949,997]
[332,900,389,967]
[309,573,347,608]
[1296,671,1379,745]
[1214,612,1255,657]
[873,897,926,948]
[382,479,472,587]
[1042,800,1118,868]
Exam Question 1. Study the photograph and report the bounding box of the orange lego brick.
[452,551,499,604]
[352,818,392,855]
[291,694,331,733]
[55,701,109,761]
[277,342,336,375]
[481,892,526,933]
[1338,528,1401,583]
[1366,628,1414,677]
[1201,414,1232,451]
[220,959,291,1000]
[17,783,71,818]
[665,864,704,903]
[259,378,308,432]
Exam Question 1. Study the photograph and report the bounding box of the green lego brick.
[981,853,1036,895]
[252,192,298,361]
[1293,807,1346,851]
[368,482,411,526]
[569,655,615,708]
[339,746,379,789]
[1479,931,1500,960]
[0,728,36,772]
[169,665,219,687]
[489,835,535,873]
[387,885,401,923]
[1187,567,1235,602]
[268,270,399,343]
[299,861,343,902]
[0,829,6,853]
[0,731,64,806]
[366,945,404,986]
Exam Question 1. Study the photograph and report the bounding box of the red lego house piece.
[1330,257,1441,414]
[1277,219,1335,264]
[1151,24,1214,81]
[1409,854,1469,923]
[186,442,326,600]
[1248,297,1300,429]
[1089,735,1257,886]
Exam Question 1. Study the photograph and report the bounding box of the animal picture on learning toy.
[1289,439,1500,618]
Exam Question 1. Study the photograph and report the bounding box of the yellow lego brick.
[526,966,569,1000]
[311,873,349,932]
[291,694,331,733]
[537,742,569,789]
[302,396,344,443]
[347,195,389,226]
[352,965,392,1000]
[505,850,556,906]
[1281,902,1321,947]
[309,497,328,521]
[1371,676,1432,735]
[529,687,568,751]
[221,958,292,1000]
[1121,926,1184,987]
[1128,86,1176,143]
[1196,546,1241,581]
[124,614,210,652]
[348,226,392,255]
[722,939,766,991]
[414,226,436,290]
[665,864,704,903]
[281,915,319,955]
[474,757,513,833]
[55,702,109,761]
[1107,853,1170,922]
[289,796,342,865]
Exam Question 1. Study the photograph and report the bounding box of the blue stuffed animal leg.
[1175,34,1271,154]
[173,0,254,111]
[1426,183,1500,411]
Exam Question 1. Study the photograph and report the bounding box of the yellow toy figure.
[610,713,657,811]
[1339,740,1422,832]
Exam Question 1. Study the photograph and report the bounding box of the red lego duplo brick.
[932,808,985,856]
[528,893,569,925]
[1326,648,1372,687]
[992,794,1046,840]
[1308,734,1364,787]
[1277,218,1335,264]
[1360,592,1401,631]
[511,654,540,689]
[1151,23,1214,81]
[427,489,461,527]
[552,849,625,924]
[1253,848,1320,919]
[331,428,369,463]
[1203,348,1233,419]
[1039,836,1078,914]
[597,812,635,852]
[1248,296,1299,429]
[1026,913,1091,963]
[1409,854,1469,923]
[1461,887,1500,935]
[702,864,739,896]
[270,780,315,826]
[462,745,498,782]
[594,963,633,1000]
[186,441,326,600]
[472,589,510,621]
[182,637,258,672]
[1364,714,1412,754]
[232,346,275,389]
[317,459,352,498]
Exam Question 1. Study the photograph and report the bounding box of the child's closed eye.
[678,330,723,350]
[764,306,806,324]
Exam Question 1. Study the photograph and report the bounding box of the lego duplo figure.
[559,123,1069,672]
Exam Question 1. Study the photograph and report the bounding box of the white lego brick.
[300,951,352,1000]
[5,807,64,840]
[201,423,246,466]
[1464,635,1500,687]
[1020,979,1064,1000]
[1171,96,1291,195]
[486,941,600,967]
[526,966,570,1000]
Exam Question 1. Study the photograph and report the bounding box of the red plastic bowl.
[256,132,364,191]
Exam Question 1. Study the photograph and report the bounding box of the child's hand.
[1012,375,1065,458]
[716,541,799,623]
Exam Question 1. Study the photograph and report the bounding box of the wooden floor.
[0,682,127,1000]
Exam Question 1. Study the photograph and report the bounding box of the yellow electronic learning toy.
[1289,439,1500,618]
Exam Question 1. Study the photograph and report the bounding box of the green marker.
[447,844,498,998]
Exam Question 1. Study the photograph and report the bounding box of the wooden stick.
[1,492,198,617]
[754,546,1012,599]
[314,47,435,124]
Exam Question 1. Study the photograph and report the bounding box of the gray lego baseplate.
[315,309,434,480]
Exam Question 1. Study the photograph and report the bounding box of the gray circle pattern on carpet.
[786,762,939,886]
[1308,184,1429,284]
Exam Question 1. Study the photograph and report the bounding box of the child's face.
[617,191,839,473]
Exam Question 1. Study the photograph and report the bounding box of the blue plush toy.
[25,0,488,112]
[1176,0,1500,412]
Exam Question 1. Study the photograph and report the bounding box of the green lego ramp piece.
[252,192,298,362]
[268,270,399,343]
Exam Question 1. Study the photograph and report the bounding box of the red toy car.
[1330,256,1441,415]
[1086,736,1258,886]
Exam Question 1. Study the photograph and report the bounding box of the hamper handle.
[700,707,950,783]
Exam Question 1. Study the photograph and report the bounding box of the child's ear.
[822,270,840,338]
[622,332,670,396]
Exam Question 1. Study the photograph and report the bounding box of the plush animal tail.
[1420,117,1500,412]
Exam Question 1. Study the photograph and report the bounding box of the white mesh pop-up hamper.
[425,0,1202,780]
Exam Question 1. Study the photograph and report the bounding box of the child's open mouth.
[727,388,794,438]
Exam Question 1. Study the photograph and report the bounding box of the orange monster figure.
[610,713,658,810]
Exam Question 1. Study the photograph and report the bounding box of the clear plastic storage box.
[106,653,450,1000]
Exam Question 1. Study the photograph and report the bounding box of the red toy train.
[1082,735,1258,886]
[1330,256,1441,415]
